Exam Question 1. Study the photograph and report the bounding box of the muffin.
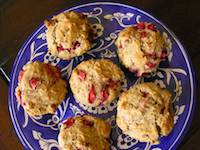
[15,61,67,116]
[58,115,111,150]
[115,22,169,76]
[116,82,174,143]
[69,59,125,107]
[44,11,92,60]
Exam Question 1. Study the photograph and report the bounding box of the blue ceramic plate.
[9,2,196,150]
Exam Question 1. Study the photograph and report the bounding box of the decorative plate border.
[8,2,196,150]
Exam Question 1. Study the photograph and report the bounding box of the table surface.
[0,0,200,149]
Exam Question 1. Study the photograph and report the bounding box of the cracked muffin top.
[58,115,111,150]
[116,82,174,144]
[45,11,93,60]
[69,59,125,107]
[115,22,169,76]
[15,61,67,116]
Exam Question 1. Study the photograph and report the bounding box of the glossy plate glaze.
[8,2,196,150]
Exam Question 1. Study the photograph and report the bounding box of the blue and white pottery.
[8,2,196,150]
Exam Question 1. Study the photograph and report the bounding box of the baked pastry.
[15,61,67,116]
[58,115,111,150]
[45,11,92,60]
[115,22,169,76]
[69,59,125,107]
[116,82,174,143]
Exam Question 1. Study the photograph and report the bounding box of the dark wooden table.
[0,0,200,149]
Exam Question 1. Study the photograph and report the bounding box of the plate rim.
[8,2,196,150]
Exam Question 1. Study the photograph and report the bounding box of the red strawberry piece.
[140,31,147,38]
[141,91,149,97]
[100,89,109,102]
[73,41,81,50]
[147,24,157,31]
[78,70,86,81]
[63,118,75,128]
[136,22,145,29]
[160,50,168,59]
[18,70,24,81]
[88,85,96,104]
[57,45,65,52]
[146,62,157,68]
[83,119,94,127]
[29,78,40,89]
